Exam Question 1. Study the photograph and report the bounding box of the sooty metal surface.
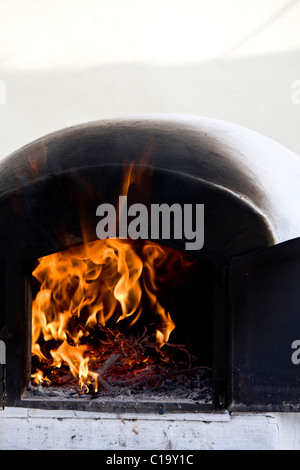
[2,114,299,260]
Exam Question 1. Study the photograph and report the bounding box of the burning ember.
[31,238,206,395]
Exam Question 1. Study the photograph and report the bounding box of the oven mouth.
[20,237,219,413]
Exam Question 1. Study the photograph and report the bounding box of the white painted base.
[1,408,299,450]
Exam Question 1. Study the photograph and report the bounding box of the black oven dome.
[0,115,299,259]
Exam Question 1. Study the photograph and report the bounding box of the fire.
[31,238,192,392]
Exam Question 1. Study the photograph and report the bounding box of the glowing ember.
[31,238,194,393]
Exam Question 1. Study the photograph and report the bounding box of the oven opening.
[27,238,214,408]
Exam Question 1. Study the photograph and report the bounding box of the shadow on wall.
[0,50,300,159]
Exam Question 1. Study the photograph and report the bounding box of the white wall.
[0,0,300,159]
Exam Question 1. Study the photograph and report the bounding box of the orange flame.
[31,238,190,391]
[31,160,193,392]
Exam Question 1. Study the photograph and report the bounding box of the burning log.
[95,353,120,391]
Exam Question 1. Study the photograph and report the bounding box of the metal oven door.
[229,237,300,412]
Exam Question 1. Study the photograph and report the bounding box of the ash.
[28,366,212,403]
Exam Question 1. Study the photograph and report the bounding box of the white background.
[0,0,300,159]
